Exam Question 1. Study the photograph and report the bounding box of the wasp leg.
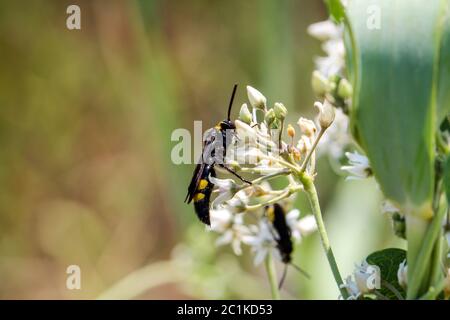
[218,164,252,184]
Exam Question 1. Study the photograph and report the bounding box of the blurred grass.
[0,0,399,299]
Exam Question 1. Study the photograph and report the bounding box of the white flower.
[297,117,317,138]
[340,276,362,300]
[246,86,267,110]
[317,108,350,159]
[340,260,381,299]
[210,208,233,233]
[225,189,250,212]
[316,39,345,77]
[297,135,312,155]
[234,119,259,145]
[397,259,408,288]
[307,20,343,41]
[209,175,237,208]
[242,221,276,266]
[308,19,345,77]
[286,209,317,241]
[341,151,372,180]
[354,261,381,294]
[213,212,250,256]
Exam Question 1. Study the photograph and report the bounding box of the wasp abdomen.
[268,204,293,264]
[192,165,216,225]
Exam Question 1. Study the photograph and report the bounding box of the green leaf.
[325,0,345,23]
[437,3,450,123]
[345,0,450,210]
[366,248,406,300]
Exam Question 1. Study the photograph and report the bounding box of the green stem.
[300,128,325,173]
[419,279,447,300]
[300,173,349,299]
[407,206,446,299]
[245,184,302,211]
[265,252,281,300]
[429,229,443,287]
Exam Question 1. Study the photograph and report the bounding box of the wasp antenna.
[227,84,238,121]
[291,263,311,279]
[278,264,288,289]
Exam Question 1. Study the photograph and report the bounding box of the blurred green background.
[0,0,403,299]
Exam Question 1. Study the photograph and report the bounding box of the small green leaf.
[366,248,406,300]
[325,0,345,23]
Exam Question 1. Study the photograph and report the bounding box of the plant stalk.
[265,251,281,300]
[300,172,349,299]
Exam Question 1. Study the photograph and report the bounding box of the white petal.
[215,230,233,246]
[210,209,232,232]
[297,215,317,235]
[345,151,369,166]
[307,20,342,41]
[208,175,235,190]
[231,238,243,256]
[253,247,269,266]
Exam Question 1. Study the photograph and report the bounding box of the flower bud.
[287,124,295,138]
[292,147,301,161]
[246,85,266,110]
[337,78,353,99]
[264,108,276,126]
[274,102,287,120]
[239,103,252,124]
[314,99,335,129]
[297,117,317,137]
[311,70,330,96]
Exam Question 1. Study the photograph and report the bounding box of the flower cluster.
[308,18,354,161]
[205,85,342,268]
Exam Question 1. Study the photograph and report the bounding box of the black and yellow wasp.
[185,84,250,225]
[266,203,309,288]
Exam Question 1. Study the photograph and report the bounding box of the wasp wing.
[185,162,205,204]
[185,128,218,204]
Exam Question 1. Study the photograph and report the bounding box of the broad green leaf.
[438,3,450,123]
[345,0,450,209]
[366,248,406,300]
[325,0,345,23]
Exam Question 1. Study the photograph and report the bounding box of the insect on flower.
[265,203,310,288]
[185,84,251,225]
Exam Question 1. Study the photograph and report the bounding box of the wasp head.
[218,120,236,131]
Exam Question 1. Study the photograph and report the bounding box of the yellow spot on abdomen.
[267,207,275,222]
[193,193,205,202]
[198,179,208,190]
